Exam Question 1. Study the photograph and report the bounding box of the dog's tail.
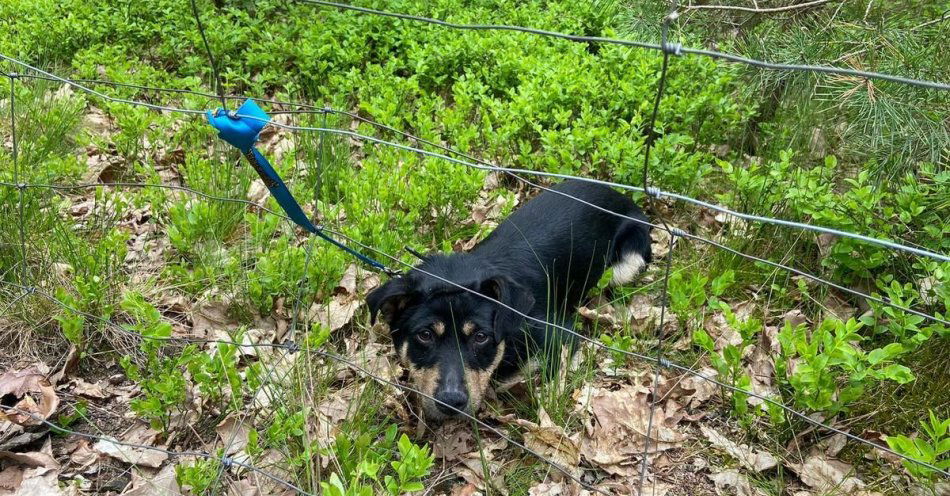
[609,209,653,286]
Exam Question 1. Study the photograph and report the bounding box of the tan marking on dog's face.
[407,362,442,416]
[461,321,476,336]
[398,341,410,367]
[463,341,506,413]
[432,321,445,336]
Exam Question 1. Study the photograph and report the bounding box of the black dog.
[367,179,652,419]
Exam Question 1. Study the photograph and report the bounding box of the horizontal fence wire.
[297,0,950,91]
[0,187,946,477]
[5,58,948,265]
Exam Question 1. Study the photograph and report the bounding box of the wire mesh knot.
[283,340,300,354]
[220,456,234,469]
[7,72,19,79]
[661,42,683,56]
[15,183,27,191]
[645,186,662,198]
[669,227,687,238]
[660,11,682,56]
[658,357,673,368]
[226,109,239,119]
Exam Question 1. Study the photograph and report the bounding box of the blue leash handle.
[207,99,393,274]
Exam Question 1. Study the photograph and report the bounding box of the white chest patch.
[610,252,646,286]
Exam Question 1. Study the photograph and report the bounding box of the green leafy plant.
[384,434,434,495]
[863,278,933,348]
[319,425,432,496]
[669,271,709,327]
[693,298,757,421]
[176,458,218,495]
[885,410,950,482]
[118,292,242,432]
[776,317,915,414]
[600,332,635,367]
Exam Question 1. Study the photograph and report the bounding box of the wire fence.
[2,1,949,495]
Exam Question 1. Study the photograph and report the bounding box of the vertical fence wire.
[189,0,227,110]
[7,73,30,288]
[636,6,679,492]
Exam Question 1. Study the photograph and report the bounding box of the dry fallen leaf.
[0,451,59,470]
[911,483,949,496]
[527,481,590,496]
[83,107,114,136]
[787,451,865,493]
[449,482,481,496]
[0,465,25,494]
[705,312,743,352]
[335,264,361,296]
[11,467,72,496]
[0,439,64,495]
[246,179,269,205]
[311,384,363,449]
[577,306,620,329]
[308,297,361,333]
[215,415,250,456]
[456,452,506,493]
[822,433,847,458]
[431,420,506,468]
[226,478,263,496]
[335,342,397,383]
[432,421,477,462]
[627,294,678,334]
[744,326,780,407]
[782,309,808,328]
[70,379,110,400]
[191,300,238,339]
[514,408,581,478]
[823,292,856,322]
[470,195,509,225]
[708,469,767,496]
[651,227,679,259]
[816,233,836,258]
[93,438,168,468]
[66,439,98,471]
[700,425,777,472]
[669,367,719,409]
[577,384,686,476]
[0,365,60,427]
[120,463,181,496]
[49,346,80,386]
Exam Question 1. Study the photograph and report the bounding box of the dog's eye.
[472,331,490,345]
[416,330,434,344]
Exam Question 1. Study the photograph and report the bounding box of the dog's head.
[367,256,534,419]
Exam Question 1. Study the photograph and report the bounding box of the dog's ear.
[479,276,535,336]
[367,276,414,325]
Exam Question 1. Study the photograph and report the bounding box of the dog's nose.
[434,390,468,415]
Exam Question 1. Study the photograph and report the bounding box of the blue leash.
[207,99,396,276]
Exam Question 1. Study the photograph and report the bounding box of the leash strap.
[207,99,394,274]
